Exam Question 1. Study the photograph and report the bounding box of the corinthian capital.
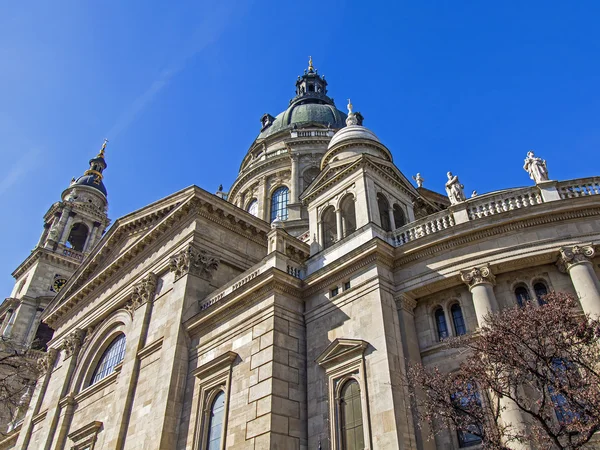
[557,245,596,273]
[62,329,85,359]
[131,273,158,306]
[461,264,496,289]
[395,293,417,313]
[169,245,220,281]
[36,348,58,376]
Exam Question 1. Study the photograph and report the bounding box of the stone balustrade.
[390,209,455,246]
[62,248,83,261]
[390,176,599,247]
[557,176,600,199]
[467,186,543,220]
[290,129,335,139]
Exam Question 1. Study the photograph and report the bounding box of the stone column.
[335,208,343,241]
[388,208,396,231]
[257,177,268,221]
[37,223,51,247]
[83,221,101,253]
[290,153,299,203]
[461,266,532,450]
[460,264,498,326]
[558,245,600,317]
[45,211,64,247]
[395,294,436,450]
[59,210,76,244]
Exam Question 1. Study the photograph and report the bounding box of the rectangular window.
[331,287,339,298]
[344,281,351,291]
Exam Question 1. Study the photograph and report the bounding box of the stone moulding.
[169,245,220,281]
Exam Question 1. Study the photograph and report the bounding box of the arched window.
[322,206,337,249]
[393,204,406,229]
[514,286,531,307]
[270,187,289,222]
[534,281,549,305]
[89,334,126,386]
[206,391,226,449]
[451,303,466,336]
[377,193,391,232]
[435,307,449,340]
[67,222,89,252]
[246,199,258,217]
[340,380,364,450]
[340,195,356,238]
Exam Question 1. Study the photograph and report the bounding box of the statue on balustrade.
[445,171,466,205]
[523,150,549,183]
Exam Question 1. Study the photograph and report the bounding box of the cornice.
[302,159,363,203]
[303,239,394,297]
[12,247,81,279]
[186,268,302,334]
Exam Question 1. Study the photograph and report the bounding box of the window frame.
[246,199,258,217]
[450,303,467,336]
[192,351,237,450]
[514,285,531,307]
[434,307,449,341]
[316,339,372,450]
[88,333,126,387]
[270,186,289,222]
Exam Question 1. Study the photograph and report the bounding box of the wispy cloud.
[0,148,43,196]
[107,3,239,139]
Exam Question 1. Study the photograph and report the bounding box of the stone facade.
[2,62,600,449]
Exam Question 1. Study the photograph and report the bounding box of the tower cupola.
[70,139,109,196]
[291,57,334,107]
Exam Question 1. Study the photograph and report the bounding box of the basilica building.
[1,60,600,450]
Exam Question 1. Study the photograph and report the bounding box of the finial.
[308,56,314,72]
[98,138,108,157]
[345,99,358,126]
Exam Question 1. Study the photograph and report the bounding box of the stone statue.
[445,171,466,205]
[412,173,424,188]
[471,190,478,198]
[523,150,549,183]
[347,98,353,115]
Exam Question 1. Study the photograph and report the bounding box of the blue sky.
[1,1,599,296]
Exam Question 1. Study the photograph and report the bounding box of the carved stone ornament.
[460,264,496,288]
[557,245,596,273]
[131,273,158,307]
[395,294,417,313]
[36,348,58,376]
[169,245,220,281]
[62,329,85,359]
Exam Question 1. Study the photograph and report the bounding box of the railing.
[557,177,600,199]
[62,248,83,261]
[391,210,455,246]
[467,187,543,220]
[290,129,335,139]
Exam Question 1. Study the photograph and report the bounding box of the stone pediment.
[301,154,419,204]
[43,186,271,328]
[316,338,368,369]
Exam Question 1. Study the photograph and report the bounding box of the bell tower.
[0,140,111,350]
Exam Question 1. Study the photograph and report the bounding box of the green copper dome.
[257,103,347,139]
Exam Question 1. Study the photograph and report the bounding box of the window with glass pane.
[90,334,126,386]
[247,200,258,217]
[534,282,548,305]
[340,380,364,450]
[270,187,289,222]
[452,387,483,447]
[451,304,467,336]
[206,391,226,450]
[514,286,531,307]
[435,308,448,340]
[549,359,578,424]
